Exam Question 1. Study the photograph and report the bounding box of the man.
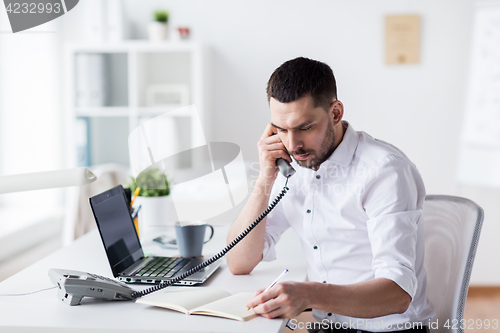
[226,57,435,332]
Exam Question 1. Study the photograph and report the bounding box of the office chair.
[423,195,484,333]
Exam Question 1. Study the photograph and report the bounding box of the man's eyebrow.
[271,123,285,131]
[271,121,313,131]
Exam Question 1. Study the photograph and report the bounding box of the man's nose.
[288,132,303,153]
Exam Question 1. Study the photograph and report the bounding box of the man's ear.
[329,100,344,125]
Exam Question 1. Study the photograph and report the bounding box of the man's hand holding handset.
[256,123,292,189]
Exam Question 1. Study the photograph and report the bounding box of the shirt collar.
[322,120,359,168]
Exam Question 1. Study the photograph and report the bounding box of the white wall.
[122,0,474,195]
[65,0,498,284]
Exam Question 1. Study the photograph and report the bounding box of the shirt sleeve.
[362,154,425,299]
[261,177,291,262]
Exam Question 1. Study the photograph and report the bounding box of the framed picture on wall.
[146,84,190,107]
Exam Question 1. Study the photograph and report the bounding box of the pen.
[248,269,289,310]
[263,269,288,293]
[130,187,140,208]
[131,205,142,219]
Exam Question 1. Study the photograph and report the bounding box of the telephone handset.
[272,129,296,178]
[50,159,295,305]
[276,158,296,178]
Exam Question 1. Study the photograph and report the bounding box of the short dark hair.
[266,57,337,111]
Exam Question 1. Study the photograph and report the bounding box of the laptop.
[89,185,221,285]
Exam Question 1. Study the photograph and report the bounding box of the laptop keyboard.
[131,257,191,278]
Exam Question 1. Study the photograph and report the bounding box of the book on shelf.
[135,287,257,321]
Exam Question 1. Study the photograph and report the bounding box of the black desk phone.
[50,159,295,305]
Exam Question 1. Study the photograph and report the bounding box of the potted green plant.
[148,10,169,41]
[129,167,170,197]
[129,168,176,242]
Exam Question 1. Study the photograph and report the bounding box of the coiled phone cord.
[131,178,289,299]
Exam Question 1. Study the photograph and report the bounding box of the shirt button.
[328,313,332,316]
[313,246,318,250]
[306,209,311,214]
[316,175,321,179]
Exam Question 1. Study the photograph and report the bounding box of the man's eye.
[300,126,311,131]
[278,129,287,133]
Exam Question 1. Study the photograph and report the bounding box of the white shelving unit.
[64,41,209,171]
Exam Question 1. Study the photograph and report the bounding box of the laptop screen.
[90,185,143,276]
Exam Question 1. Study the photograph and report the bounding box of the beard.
[291,120,336,170]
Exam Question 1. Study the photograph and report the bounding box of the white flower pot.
[134,195,176,242]
[148,21,169,41]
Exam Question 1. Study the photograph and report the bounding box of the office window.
[0,15,63,239]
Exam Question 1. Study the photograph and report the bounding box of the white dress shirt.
[262,121,435,331]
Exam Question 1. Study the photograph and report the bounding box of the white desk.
[0,225,307,333]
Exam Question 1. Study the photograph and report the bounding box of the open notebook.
[136,287,257,321]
